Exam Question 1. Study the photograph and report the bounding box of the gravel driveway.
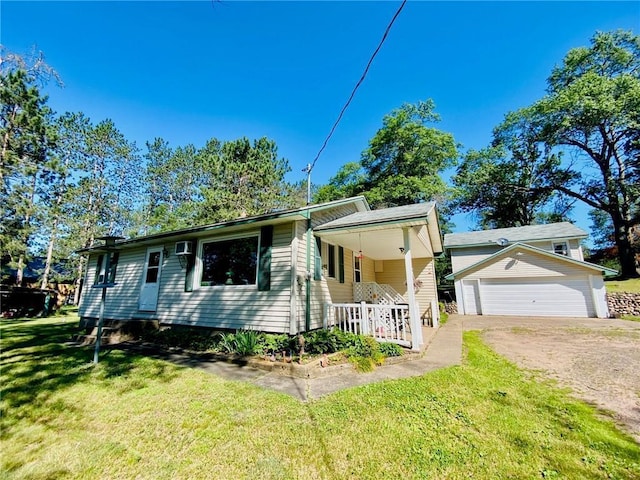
[455,315,640,443]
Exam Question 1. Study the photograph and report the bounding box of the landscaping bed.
[128,325,411,376]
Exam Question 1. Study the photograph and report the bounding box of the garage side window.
[553,242,568,256]
[200,236,258,286]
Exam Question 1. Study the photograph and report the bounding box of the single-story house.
[78,196,443,350]
[444,222,617,318]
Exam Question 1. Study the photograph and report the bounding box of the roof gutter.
[78,196,371,255]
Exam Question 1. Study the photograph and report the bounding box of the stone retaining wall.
[443,302,458,314]
[607,292,640,317]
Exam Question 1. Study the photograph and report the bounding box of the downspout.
[304,163,312,333]
[305,210,312,332]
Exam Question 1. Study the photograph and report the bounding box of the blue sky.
[2,1,638,235]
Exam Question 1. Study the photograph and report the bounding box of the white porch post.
[403,228,423,351]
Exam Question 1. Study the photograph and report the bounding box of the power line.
[306,0,407,175]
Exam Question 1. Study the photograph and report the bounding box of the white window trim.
[552,240,569,257]
[195,232,261,290]
[353,252,362,283]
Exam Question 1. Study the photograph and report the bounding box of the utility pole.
[303,163,312,205]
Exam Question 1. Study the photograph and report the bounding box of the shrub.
[232,329,264,356]
[304,328,350,354]
[261,333,292,354]
[345,335,387,372]
[218,332,236,354]
[346,335,379,358]
[378,341,403,357]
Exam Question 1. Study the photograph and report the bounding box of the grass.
[605,278,640,321]
[2,316,639,479]
[605,278,640,293]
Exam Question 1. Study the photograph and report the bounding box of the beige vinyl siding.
[289,222,298,334]
[451,238,584,272]
[451,246,500,272]
[294,220,313,332]
[361,256,376,282]
[285,204,367,332]
[325,247,354,303]
[80,223,294,333]
[374,258,438,320]
[463,249,594,280]
[527,239,583,260]
[294,219,329,332]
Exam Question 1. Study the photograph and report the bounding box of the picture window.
[200,236,258,286]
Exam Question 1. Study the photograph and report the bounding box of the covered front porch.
[313,203,443,351]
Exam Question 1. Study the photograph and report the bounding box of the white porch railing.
[354,282,405,305]
[324,301,411,348]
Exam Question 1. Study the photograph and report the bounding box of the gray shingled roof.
[315,202,436,231]
[444,222,587,248]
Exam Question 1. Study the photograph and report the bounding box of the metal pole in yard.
[92,235,122,365]
[93,286,106,364]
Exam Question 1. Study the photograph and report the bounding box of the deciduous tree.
[315,100,458,209]
[452,30,639,277]
[453,122,574,229]
[531,30,639,277]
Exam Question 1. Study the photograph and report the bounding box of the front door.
[139,247,163,311]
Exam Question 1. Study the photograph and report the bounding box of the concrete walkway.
[118,317,464,401]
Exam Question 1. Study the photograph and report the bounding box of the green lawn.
[605,278,640,293]
[2,316,639,479]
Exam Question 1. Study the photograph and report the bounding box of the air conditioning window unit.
[175,241,193,256]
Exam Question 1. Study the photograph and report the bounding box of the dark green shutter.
[258,226,273,291]
[184,239,197,292]
[314,236,322,280]
[108,252,119,283]
[338,246,345,283]
[94,254,104,284]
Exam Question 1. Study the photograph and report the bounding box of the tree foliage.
[453,30,639,277]
[315,100,458,209]
[453,125,574,229]
[197,137,292,224]
[533,30,639,277]
[0,68,58,284]
[139,136,293,233]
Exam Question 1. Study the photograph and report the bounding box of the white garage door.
[480,277,595,317]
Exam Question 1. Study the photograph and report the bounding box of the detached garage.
[446,242,617,319]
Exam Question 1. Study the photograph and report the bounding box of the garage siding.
[451,246,609,318]
[463,249,589,279]
[450,239,584,273]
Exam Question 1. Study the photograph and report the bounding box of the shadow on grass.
[1,318,181,432]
